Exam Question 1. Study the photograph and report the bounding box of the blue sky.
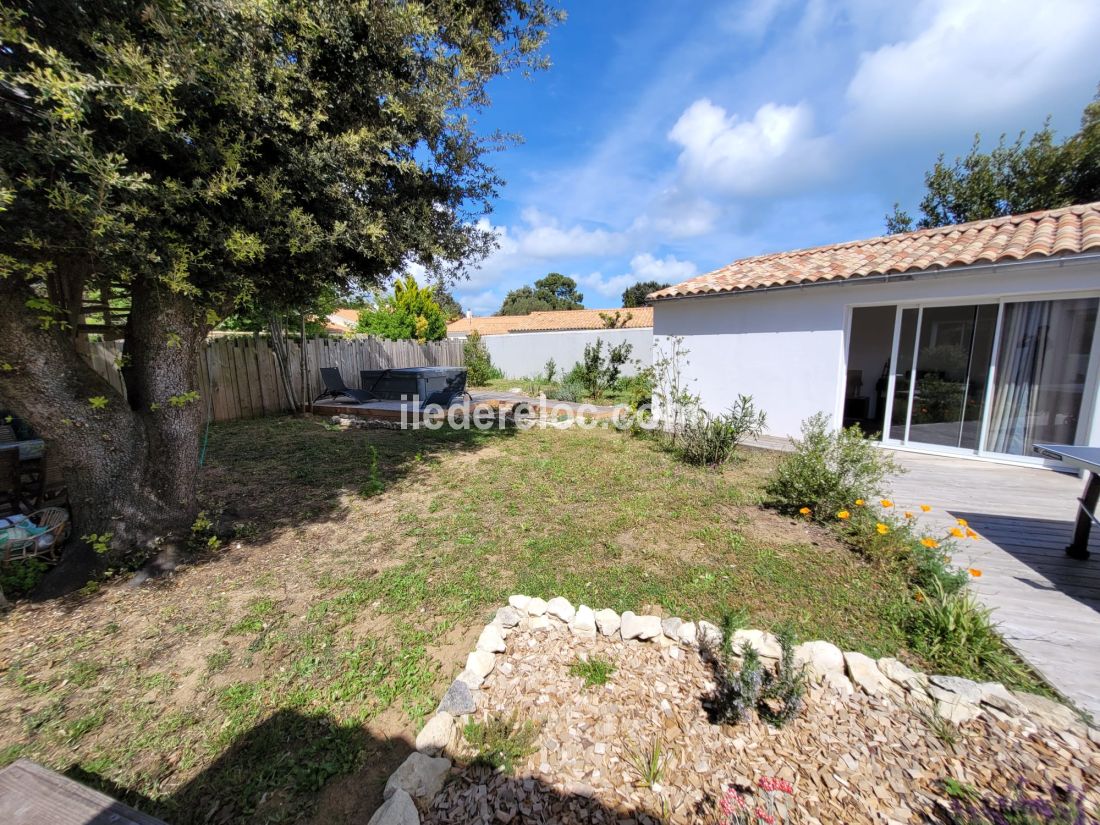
[443,0,1100,315]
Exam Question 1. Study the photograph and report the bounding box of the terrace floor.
[884,451,1100,719]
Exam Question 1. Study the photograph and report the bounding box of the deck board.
[0,760,166,825]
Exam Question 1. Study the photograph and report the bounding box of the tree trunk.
[0,275,208,569]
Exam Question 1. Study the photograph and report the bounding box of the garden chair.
[0,506,70,564]
[315,367,376,404]
[0,447,20,518]
[27,452,68,510]
[0,424,15,443]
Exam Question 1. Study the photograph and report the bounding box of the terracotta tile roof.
[447,307,653,336]
[650,202,1100,300]
[324,308,360,333]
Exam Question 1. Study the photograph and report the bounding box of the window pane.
[889,308,918,440]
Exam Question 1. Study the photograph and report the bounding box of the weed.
[359,445,385,497]
[206,649,232,672]
[918,706,959,746]
[676,395,766,467]
[463,712,541,773]
[568,655,615,688]
[623,735,667,788]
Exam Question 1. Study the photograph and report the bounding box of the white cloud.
[846,0,1100,136]
[668,98,832,195]
[632,189,720,238]
[514,208,627,258]
[581,253,698,299]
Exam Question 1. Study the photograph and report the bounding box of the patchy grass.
[463,712,541,773]
[569,656,616,688]
[0,415,997,824]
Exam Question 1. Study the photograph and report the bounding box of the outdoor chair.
[0,425,15,443]
[0,507,70,564]
[315,367,376,404]
[0,447,20,517]
[27,452,68,510]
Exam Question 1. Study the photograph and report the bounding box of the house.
[447,308,654,379]
[649,202,1100,465]
[323,308,360,335]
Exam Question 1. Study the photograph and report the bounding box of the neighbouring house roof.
[447,307,654,336]
[649,201,1100,301]
[324,308,360,333]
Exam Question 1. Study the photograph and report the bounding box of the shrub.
[677,395,766,466]
[706,617,806,727]
[543,358,557,383]
[0,557,49,598]
[463,712,540,773]
[572,339,634,400]
[554,379,584,403]
[945,780,1088,825]
[463,331,502,386]
[766,412,902,518]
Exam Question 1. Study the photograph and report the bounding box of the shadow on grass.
[61,708,679,825]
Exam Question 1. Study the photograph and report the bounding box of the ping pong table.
[1033,443,1100,560]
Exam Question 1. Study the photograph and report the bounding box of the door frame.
[847,288,1100,467]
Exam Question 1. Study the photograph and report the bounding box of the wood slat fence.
[84,335,464,423]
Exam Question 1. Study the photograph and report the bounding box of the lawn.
[0,416,948,823]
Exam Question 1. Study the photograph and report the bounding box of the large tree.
[357,275,448,342]
[621,280,669,308]
[498,272,583,315]
[886,87,1100,233]
[0,0,558,569]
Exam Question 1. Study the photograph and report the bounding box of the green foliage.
[463,712,541,773]
[570,339,634,400]
[499,273,584,315]
[766,413,902,519]
[887,87,1100,232]
[944,780,1088,825]
[621,280,669,308]
[189,510,222,552]
[553,379,584,403]
[706,618,807,727]
[357,275,448,342]
[623,735,667,789]
[358,446,385,498]
[81,532,113,555]
[434,287,463,322]
[651,336,700,444]
[676,395,766,467]
[463,330,502,385]
[0,558,48,597]
[543,358,557,383]
[568,656,615,688]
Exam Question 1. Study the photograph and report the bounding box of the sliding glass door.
[879,296,1099,459]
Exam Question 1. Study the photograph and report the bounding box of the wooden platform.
[310,391,621,424]
[884,451,1100,717]
[0,759,166,825]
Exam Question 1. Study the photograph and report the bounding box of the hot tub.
[359,367,468,408]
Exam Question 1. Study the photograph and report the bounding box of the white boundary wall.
[480,328,652,379]
[652,258,1100,446]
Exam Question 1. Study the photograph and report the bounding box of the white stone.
[978,682,1026,716]
[822,671,854,697]
[508,594,531,611]
[569,605,597,637]
[476,624,506,653]
[877,657,928,692]
[620,611,662,641]
[661,617,682,640]
[697,620,723,649]
[594,608,621,637]
[677,621,697,646]
[494,606,522,628]
[528,614,552,631]
[934,696,982,725]
[732,629,782,660]
[384,752,451,803]
[929,674,983,704]
[1012,691,1077,730]
[546,596,576,622]
[415,712,456,756]
[368,788,419,825]
[793,641,845,681]
[439,678,479,712]
[454,669,483,690]
[465,650,495,679]
[526,597,548,616]
[844,651,896,697]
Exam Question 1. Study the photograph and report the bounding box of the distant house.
[323,308,360,335]
[448,308,654,379]
[650,202,1100,465]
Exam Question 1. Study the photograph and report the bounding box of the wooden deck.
[884,450,1100,718]
[0,759,166,825]
[311,390,622,423]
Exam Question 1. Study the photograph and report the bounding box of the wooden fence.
[85,335,465,422]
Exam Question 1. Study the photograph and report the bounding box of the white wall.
[481,328,652,379]
[653,258,1100,443]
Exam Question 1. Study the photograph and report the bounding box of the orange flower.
[919,504,931,512]
[855,499,865,506]
[920,537,939,549]
[914,591,925,602]
[968,568,982,578]
[799,507,811,516]
[949,527,965,538]
[956,518,968,527]
[876,523,889,535]
[904,511,914,520]
[965,528,980,540]
[880,499,894,508]
[836,510,850,520]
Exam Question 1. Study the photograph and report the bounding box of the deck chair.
[315,367,376,404]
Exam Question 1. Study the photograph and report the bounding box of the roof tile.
[447,307,653,336]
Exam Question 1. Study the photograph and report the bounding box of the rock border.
[369,596,1097,825]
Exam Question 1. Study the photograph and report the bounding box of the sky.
[441,0,1100,316]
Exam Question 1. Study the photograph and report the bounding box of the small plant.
[623,734,667,788]
[766,412,902,518]
[719,777,796,824]
[189,511,221,552]
[568,655,615,688]
[463,712,540,773]
[543,358,557,383]
[82,532,113,555]
[651,336,700,445]
[0,558,49,598]
[573,338,634,400]
[707,617,806,727]
[463,330,502,385]
[944,780,1089,825]
[359,445,385,497]
[554,379,585,403]
[677,395,766,466]
[919,705,959,746]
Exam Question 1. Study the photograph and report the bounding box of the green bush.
[677,395,766,466]
[463,331,502,386]
[357,275,449,342]
[705,617,806,727]
[0,558,49,598]
[572,339,634,400]
[766,412,901,518]
[463,712,540,773]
